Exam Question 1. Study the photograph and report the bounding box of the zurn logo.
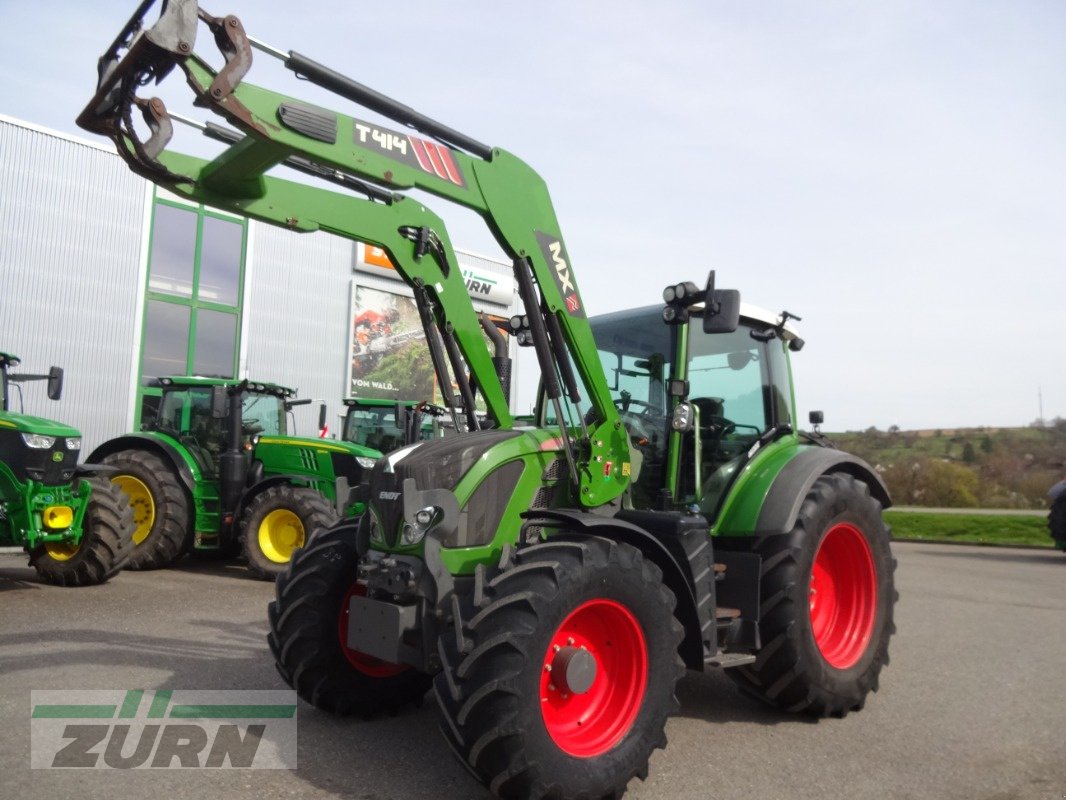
[30,690,297,769]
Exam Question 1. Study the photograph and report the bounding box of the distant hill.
[827,421,1066,509]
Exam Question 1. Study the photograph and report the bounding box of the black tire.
[435,537,684,800]
[728,472,897,717]
[267,521,432,715]
[102,449,192,569]
[1048,497,1066,549]
[29,476,135,587]
[241,485,337,581]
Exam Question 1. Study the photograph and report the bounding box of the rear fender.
[755,448,891,536]
[88,433,202,496]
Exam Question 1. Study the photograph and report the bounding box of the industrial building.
[0,114,518,451]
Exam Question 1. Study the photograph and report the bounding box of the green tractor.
[79,5,897,797]
[340,397,445,454]
[0,352,133,586]
[88,377,381,579]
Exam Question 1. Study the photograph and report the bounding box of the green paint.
[169,704,296,719]
[32,705,116,719]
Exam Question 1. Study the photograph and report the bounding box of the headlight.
[356,456,377,469]
[671,402,693,432]
[368,514,385,545]
[21,433,56,449]
[401,506,438,546]
[65,438,81,450]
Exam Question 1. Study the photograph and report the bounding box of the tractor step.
[705,651,757,669]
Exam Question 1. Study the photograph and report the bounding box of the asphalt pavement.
[1,541,1063,800]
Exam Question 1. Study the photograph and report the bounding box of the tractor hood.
[257,435,382,460]
[0,411,81,438]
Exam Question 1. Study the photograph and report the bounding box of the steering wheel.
[704,415,736,438]
[616,399,663,444]
[242,418,264,435]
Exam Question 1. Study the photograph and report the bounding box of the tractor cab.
[147,377,291,476]
[341,397,443,454]
[548,297,801,519]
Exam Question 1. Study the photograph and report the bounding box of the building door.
[136,195,246,426]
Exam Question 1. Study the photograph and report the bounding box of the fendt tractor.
[0,352,133,585]
[88,377,382,579]
[79,3,897,797]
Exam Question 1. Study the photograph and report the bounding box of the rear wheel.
[30,476,134,587]
[728,472,896,716]
[267,522,432,715]
[241,485,336,580]
[103,449,191,569]
[435,537,683,799]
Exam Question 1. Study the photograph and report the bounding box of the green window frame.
[135,195,247,427]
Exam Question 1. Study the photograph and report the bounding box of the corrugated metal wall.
[0,116,148,452]
[243,223,356,436]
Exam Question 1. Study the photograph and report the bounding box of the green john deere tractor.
[0,352,133,586]
[340,397,445,454]
[88,377,381,579]
[79,5,897,797]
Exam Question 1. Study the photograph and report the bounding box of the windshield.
[241,391,287,436]
[342,402,434,453]
[544,306,673,508]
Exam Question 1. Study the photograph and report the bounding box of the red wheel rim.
[539,599,648,758]
[809,522,878,669]
[337,583,408,677]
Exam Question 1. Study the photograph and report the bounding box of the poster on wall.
[348,283,433,401]
[348,280,514,410]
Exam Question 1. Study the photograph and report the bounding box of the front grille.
[542,458,566,482]
[366,430,520,546]
[0,429,77,485]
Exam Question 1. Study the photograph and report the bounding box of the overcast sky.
[1,0,1063,431]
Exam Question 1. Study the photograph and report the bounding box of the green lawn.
[884,510,1055,548]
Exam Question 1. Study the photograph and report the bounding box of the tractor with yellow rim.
[0,351,133,585]
[88,376,382,579]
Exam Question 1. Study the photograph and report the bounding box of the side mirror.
[704,290,740,334]
[46,367,64,401]
[809,410,824,425]
[211,385,228,418]
[318,403,328,431]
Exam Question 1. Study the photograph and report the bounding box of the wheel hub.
[539,599,648,758]
[551,645,597,695]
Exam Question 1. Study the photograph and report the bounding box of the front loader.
[78,4,897,797]
[0,352,133,585]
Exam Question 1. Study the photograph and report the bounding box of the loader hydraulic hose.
[282,52,494,160]
[479,314,512,403]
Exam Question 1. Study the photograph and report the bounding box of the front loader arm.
[158,149,513,430]
[77,0,629,507]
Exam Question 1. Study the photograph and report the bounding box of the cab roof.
[151,376,296,398]
[590,303,801,340]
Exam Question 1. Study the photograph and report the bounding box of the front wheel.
[435,537,684,799]
[29,476,134,587]
[241,485,336,580]
[267,522,432,715]
[728,472,897,717]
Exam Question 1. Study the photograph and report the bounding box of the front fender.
[521,508,709,670]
